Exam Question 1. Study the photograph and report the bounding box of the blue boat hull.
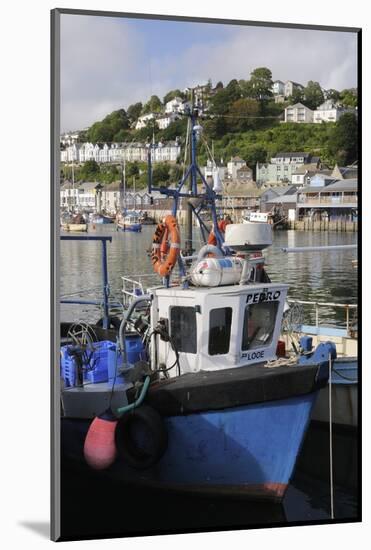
[94,216,114,224]
[62,392,318,501]
[117,223,142,232]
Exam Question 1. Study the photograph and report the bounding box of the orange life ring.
[207,219,231,245]
[151,215,181,277]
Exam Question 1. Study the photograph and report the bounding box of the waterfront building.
[291,164,331,187]
[76,182,103,209]
[220,183,262,220]
[331,164,358,180]
[60,180,80,209]
[259,185,297,212]
[236,165,253,182]
[61,141,181,164]
[152,141,181,162]
[227,156,247,180]
[297,178,358,221]
[284,103,314,123]
[256,152,320,186]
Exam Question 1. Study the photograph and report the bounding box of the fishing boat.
[90,213,115,224]
[60,105,335,503]
[61,212,88,232]
[116,211,142,232]
[280,296,357,430]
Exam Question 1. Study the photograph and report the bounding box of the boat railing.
[121,274,158,307]
[60,235,124,329]
[285,298,357,337]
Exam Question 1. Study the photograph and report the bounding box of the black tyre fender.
[96,316,121,330]
[115,405,168,469]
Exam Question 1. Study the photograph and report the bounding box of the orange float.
[151,215,181,277]
[207,218,232,246]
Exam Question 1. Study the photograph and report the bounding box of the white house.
[152,141,180,162]
[313,100,354,123]
[157,112,179,130]
[76,182,102,209]
[60,180,80,209]
[62,143,80,162]
[284,103,314,123]
[165,97,185,114]
[203,160,227,185]
[135,113,157,130]
[60,131,80,145]
[227,156,247,180]
[272,80,285,95]
[284,81,304,98]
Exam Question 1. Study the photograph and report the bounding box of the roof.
[286,103,312,110]
[222,183,262,197]
[274,152,311,159]
[237,165,252,172]
[286,81,304,88]
[60,180,74,189]
[78,181,102,191]
[230,156,245,162]
[300,179,357,193]
[266,194,297,204]
[261,185,297,198]
[102,181,122,191]
[321,179,358,192]
[293,163,326,175]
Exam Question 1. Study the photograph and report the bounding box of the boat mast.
[185,90,195,256]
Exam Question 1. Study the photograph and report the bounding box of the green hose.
[116,375,151,415]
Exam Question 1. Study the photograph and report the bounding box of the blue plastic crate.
[84,340,114,384]
[60,346,79,387]
[61,340,115,386]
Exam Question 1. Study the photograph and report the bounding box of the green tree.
[215,81,224,90]
[325,89,340,103]
[303,81,324,110]
[288,87,305,105]
[228,98,260,132]
[80,160,100,180]
[142,95,163,114]
[339,89,357,108]
[152,163,171,185]
[327,112,358,165]
[127,102,143,123]
[244,67,273,100]
[163,89,185,104]
[161,118,187,141]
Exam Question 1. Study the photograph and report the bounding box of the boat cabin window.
[208,307,232,356]
[170,306,197,354]
[242,302,279,351]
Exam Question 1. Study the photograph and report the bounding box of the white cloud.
[60,16,358,132]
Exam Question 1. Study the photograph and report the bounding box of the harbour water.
[59,226,359,538]
[60,226,358,327]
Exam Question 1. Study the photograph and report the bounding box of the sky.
[60,14,358,132]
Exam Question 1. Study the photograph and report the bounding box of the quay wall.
[289,220,358,232]
[143,209,358,231]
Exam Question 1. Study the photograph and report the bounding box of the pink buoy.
[84,410,118,470]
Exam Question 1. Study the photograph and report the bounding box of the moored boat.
[60,105,336,502]
[116,211,142,232]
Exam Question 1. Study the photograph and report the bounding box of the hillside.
[65,70,357,184]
